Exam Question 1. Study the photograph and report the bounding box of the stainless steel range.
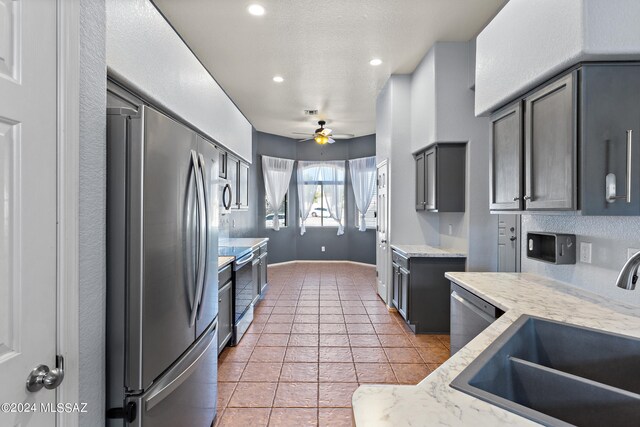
[218,246,258,344]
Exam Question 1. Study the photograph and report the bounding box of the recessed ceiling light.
[369,58,383,66]
[273,76,284,83]
[247,4,265,16]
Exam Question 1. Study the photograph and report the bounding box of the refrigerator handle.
[144,320,217,411]
[185,152,197,317]
[196,153,209,320]
[190,150,206,327]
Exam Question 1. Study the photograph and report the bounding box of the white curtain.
[297,161,321,235]
[322,161,346,236]
[349,156,376,231]
[262,155,295,230]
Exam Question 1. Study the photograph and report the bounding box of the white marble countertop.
[390,244,467,258]
[352,272,640,426]
[219,237,269,251]
[218,256,234,270]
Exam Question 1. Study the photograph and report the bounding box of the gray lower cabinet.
[391,250,466,333]
[414,143,466,212]
[218,264,233,354]
[491,63,640,214]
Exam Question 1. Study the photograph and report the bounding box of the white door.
[0,0,59,425]
[376,161,389,303]
[497,215,520,272]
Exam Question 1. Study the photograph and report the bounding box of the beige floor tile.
[218,362,246,382]
[318,408,352,427]
[355,363,396,384]
[240,362,283,382]
[284,347,319,363]
[318,363,357,383]
[250,346,287,363]
[319,334,350,347]
[218,408,271,427]
[227,382,278,408]
[268,408,318,427]
[273,382,319,408]
[289,334,320,347]
[319,347,353,363]
[383,347,424,364]
[279,362,319,382]
[416,345,450,364]
[391,363,432,385]
[318,383,359,408]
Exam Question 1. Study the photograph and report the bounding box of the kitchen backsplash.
[521,214,640,307]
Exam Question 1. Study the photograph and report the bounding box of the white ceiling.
[153,0,507,139]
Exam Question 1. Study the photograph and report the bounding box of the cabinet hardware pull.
[513,196,520,201]
[523,195,532,201]
[606,130,633,204]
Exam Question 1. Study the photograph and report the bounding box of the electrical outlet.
[628,248,640,260]
[448,224,453,235]
[579,242,592,264]
[232,219,236,228]
[321,246,325,252]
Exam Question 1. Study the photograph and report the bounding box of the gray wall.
[377,42,497,271]
[79,0,106,424]
[521,215,640,307]
[233,132,377,264]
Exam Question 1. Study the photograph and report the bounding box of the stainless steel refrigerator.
[106,105,219,426]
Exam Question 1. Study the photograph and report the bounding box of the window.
[298,161,345,231]
[265,193,287,228]
[356,186,377,230]
[305,184,343,227]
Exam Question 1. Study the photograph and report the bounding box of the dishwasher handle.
[451,290,497,324]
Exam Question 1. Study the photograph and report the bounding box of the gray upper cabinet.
[490,102,523,210]
[524,72,577,210]
[415,153,426,210]
[218,150,227,179]
[425,147,437,210]
[580,64,640,215]
[227,154,239,208]
[491,63,640,215]
[238,162,250,210]
[414,143,466,212]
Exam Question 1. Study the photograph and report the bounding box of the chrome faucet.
[615,251,640,290]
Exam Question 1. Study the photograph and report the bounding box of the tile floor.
[215,262,451,427]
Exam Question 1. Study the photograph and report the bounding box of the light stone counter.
[352,272,640,426]
[218,256,234,270]
[219,237,269,251]
[390,244,466,258]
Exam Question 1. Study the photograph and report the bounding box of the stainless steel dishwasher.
[450,283,504,355]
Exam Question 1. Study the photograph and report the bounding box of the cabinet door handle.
[513,196,521,201]
[608,130,634,204]
[523,195,532,201]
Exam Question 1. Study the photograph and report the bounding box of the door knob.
[510,236,517,242]
[26,356,64,392]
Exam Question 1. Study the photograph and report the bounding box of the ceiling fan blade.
[298,137,313,142]
[331,134,355,139]
[292,132,312,135]
[328,137,336,144]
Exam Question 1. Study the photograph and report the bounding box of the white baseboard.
[269,260,375,268]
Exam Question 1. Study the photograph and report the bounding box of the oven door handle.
[234,252,254,270]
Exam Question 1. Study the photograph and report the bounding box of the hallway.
[215,262,451,427]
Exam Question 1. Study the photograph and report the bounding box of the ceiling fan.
[294,120,354,145]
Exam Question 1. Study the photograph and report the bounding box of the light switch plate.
[580,242,592,264]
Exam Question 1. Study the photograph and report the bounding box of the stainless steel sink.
[450,315,640,427]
